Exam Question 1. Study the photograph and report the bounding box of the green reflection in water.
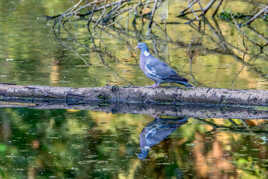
[0,108,267,178]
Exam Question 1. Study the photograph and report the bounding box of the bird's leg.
[151,82,160,88]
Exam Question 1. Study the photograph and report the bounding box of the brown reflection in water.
[27,167,35,179]
[50,59,60,85]
[193,133,237,179]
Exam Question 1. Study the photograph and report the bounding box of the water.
[0,107,267,178]
[0,0,268,178]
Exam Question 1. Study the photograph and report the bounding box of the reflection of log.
[1,84,268,106]
[0,99,268,119]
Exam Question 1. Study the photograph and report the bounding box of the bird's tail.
[178,81,193,87]
[171,76,194,87]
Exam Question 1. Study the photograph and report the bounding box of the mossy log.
[0,84,268,106]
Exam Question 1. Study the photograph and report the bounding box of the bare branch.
[243,5,268,26]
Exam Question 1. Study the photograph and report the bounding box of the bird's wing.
[145,56,187,81]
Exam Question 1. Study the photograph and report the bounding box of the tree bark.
[0,84,268,106]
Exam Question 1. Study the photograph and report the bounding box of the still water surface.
[0,0,268,178]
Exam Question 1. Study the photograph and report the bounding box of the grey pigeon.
[137,42,193,88]
[138,116,188,160]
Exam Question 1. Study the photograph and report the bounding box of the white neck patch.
[143,50,150,57]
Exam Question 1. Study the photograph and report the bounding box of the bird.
[137,116,188,160]
[136,42,193,88]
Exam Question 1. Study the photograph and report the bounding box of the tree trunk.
[0,84,268,106]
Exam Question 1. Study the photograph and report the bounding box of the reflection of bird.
[136,42,193,88]
[138,116,188,160]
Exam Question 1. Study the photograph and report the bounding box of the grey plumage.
[137,42,193,88]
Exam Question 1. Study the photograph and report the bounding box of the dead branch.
[177,0,218,20]
[243,5,268,26]
[148,0,160,33]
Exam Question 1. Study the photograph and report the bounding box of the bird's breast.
[139,55,146,72]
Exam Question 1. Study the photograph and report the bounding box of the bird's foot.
[144,85,156,88]
[152,113,161,119]
[148,83,160,88]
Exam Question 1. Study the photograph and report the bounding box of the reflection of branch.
[196,118,268,136]
[232,16,264,53]
[247,26,268,44]
[53,29,91,66]
[187,39,203,86]
[88,29,134,85]
[246,25,268,54]
[231,63,246,89]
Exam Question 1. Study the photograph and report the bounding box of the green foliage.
[218,11,250,21]
[0,107,267,178]
[263,14,268,22]
[0,144,6,153]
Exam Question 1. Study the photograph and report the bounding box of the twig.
[148,0,160,33]
[212,0,223,17]
[242,6,268,26]
[177,0,218,21]
[177,0,200,17]
[232,14,264,53]
[202,0,217,15]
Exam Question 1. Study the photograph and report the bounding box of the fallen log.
[0,84,268,106]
